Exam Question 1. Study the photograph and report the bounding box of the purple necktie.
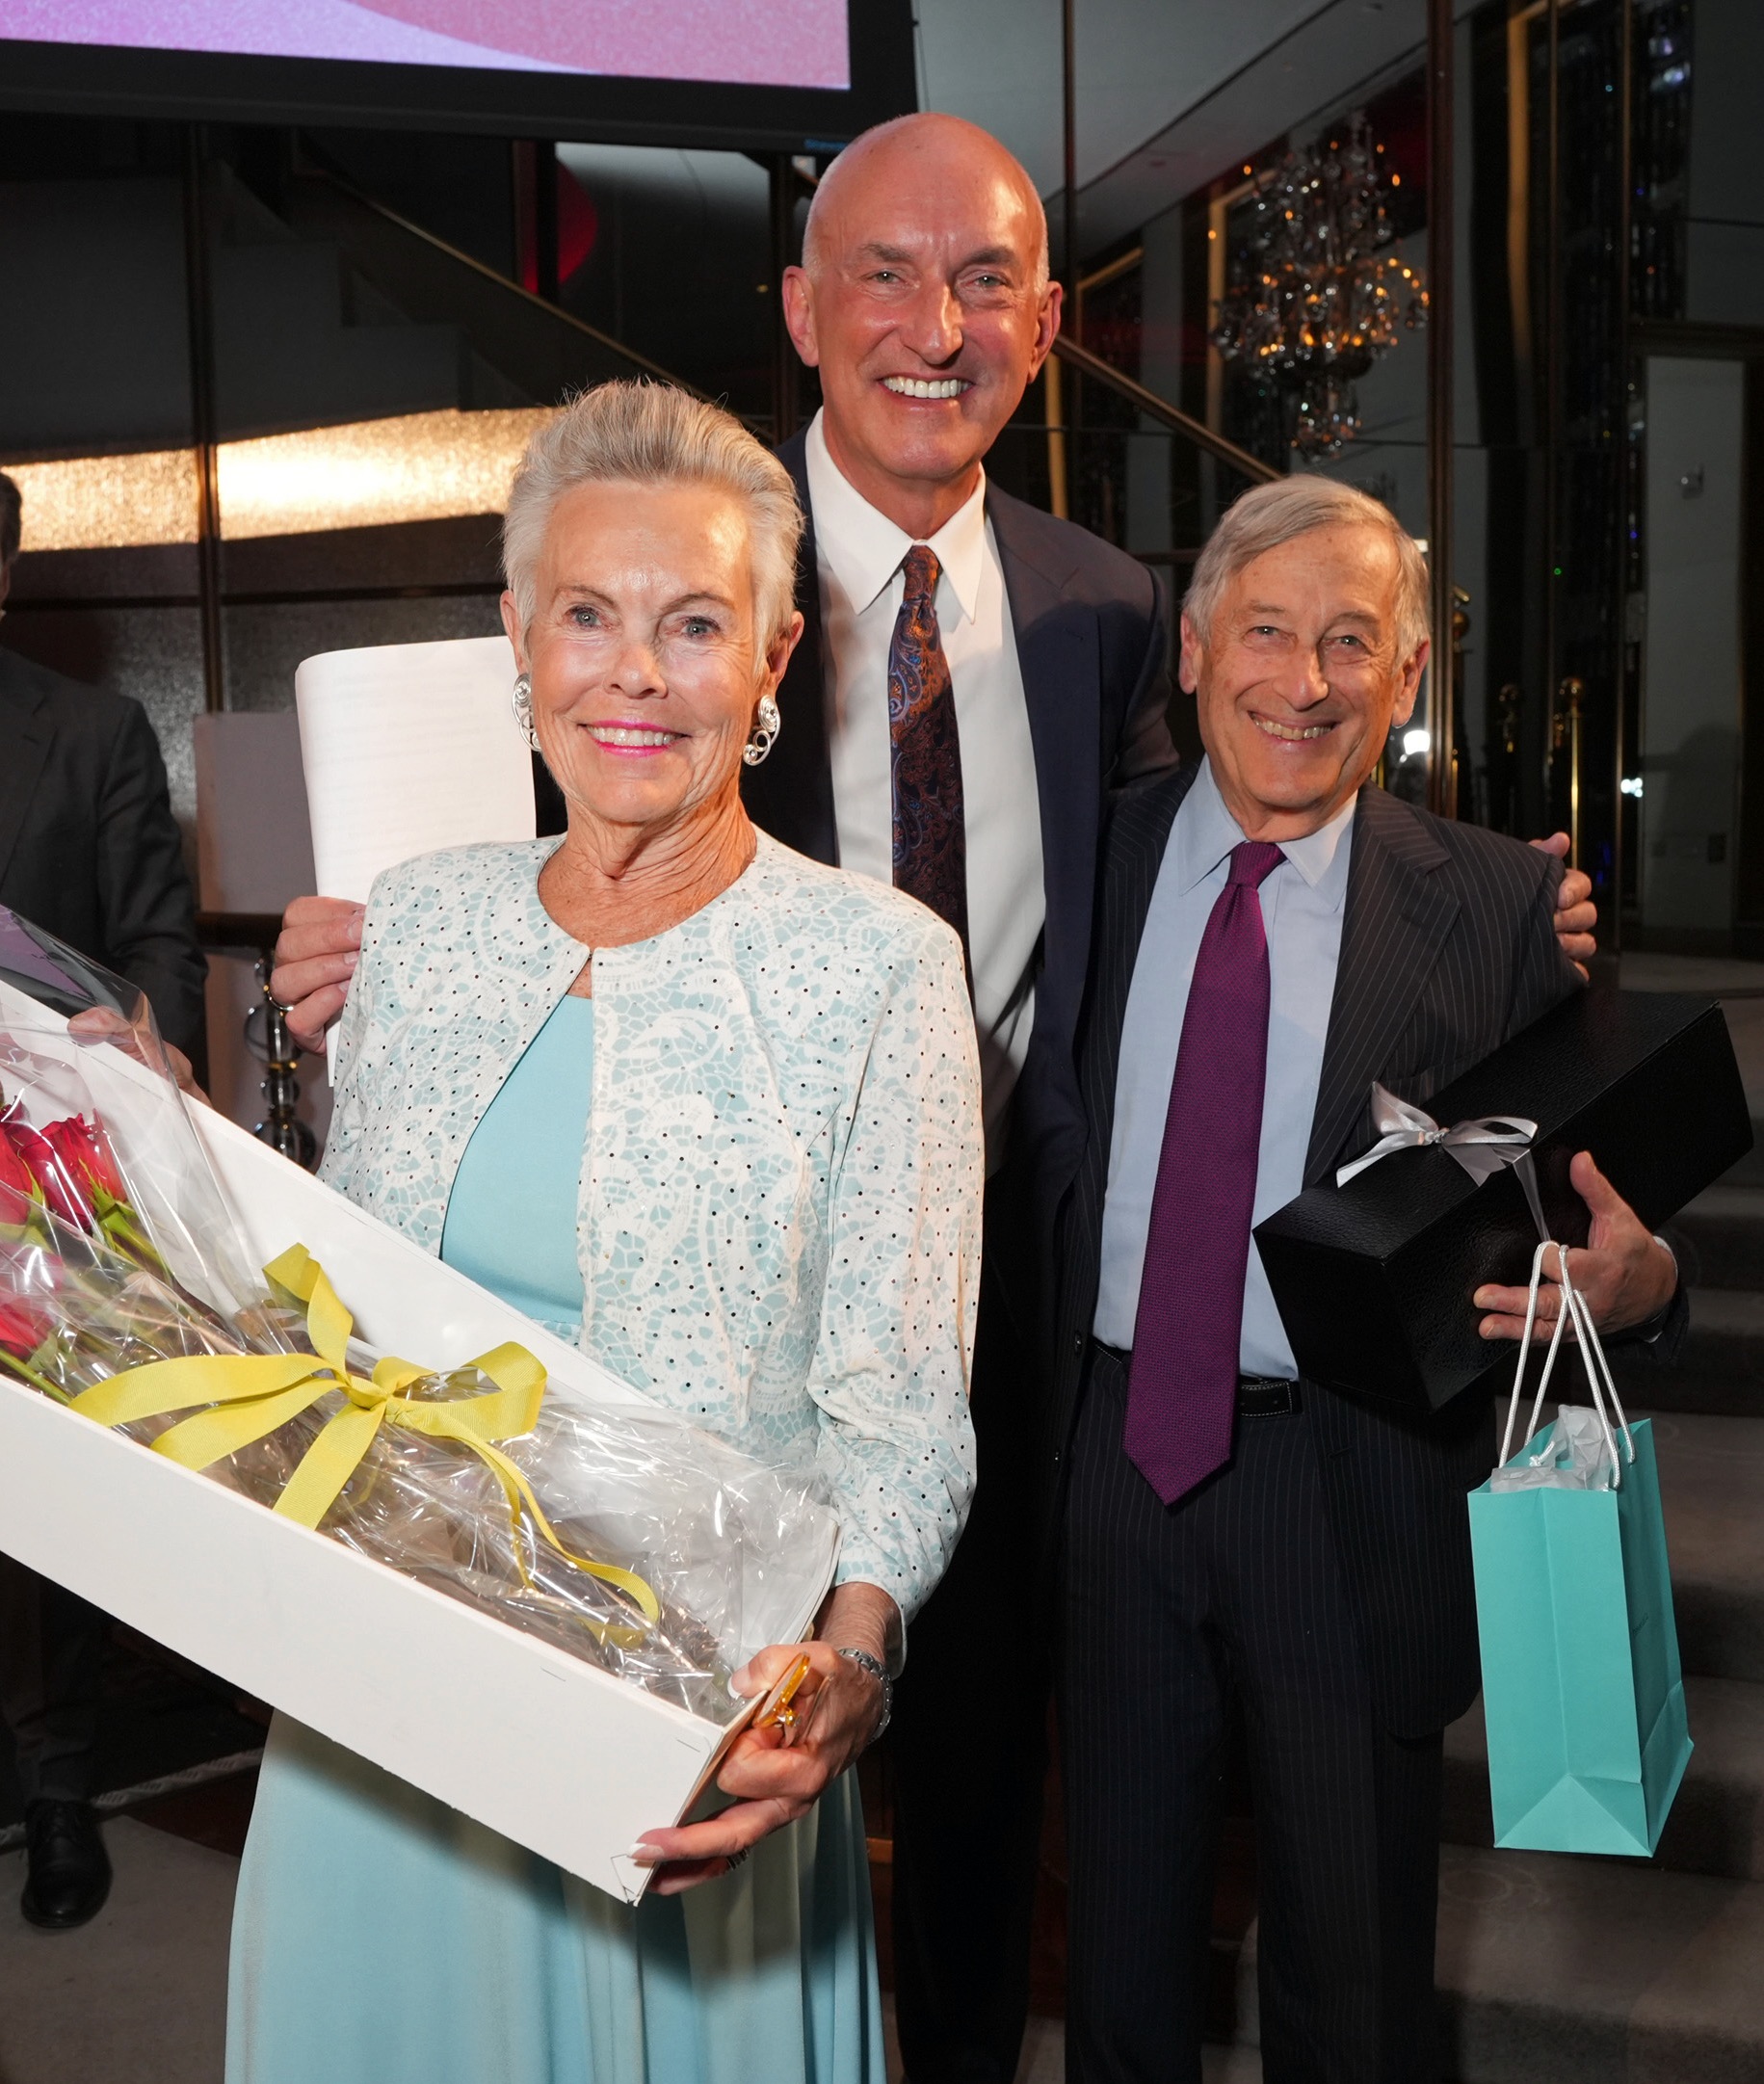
[1125,839,1284,1506]
[887,544,970,962]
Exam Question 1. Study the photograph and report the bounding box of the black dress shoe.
[20,1799,112,1930]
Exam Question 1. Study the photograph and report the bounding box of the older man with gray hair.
[1044,474,1681,2082]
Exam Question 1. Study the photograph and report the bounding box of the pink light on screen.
[3,0,850,89]
[358,0,847,87]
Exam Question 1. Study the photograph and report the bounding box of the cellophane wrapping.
[0,907,840,1725]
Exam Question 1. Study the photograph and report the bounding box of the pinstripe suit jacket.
[1048,764,1583,1738]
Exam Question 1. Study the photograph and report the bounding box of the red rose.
[0,1294,49,1360]
[41,1117,126,1207]
[0,1126,34,1214]
[11,1122,92,1229]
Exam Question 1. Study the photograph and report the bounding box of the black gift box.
[1253,990,1753,1411]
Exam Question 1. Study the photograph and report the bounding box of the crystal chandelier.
[1210,115,1428,459]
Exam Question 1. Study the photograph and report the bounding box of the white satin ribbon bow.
[1335,1083,1540,1189]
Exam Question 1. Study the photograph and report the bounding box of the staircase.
[1428,1013,1764,2079]
[208,168,532,440]
[276,161,659,415]
[0,171,542,464]
[1199,981,1764,2083]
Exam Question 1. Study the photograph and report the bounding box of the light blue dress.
[226,996,885,2084]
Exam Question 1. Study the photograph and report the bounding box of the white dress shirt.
[804,411,1044,1165]
[1092,759,1356,1375]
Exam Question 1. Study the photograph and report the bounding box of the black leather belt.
[1092,1343,1302,1418]
[1236,1374,1303,1418]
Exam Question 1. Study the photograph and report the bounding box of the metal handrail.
[1048,335,1280,485]
[299,159,704,399]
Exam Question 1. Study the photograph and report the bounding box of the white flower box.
[0,980,833,1902]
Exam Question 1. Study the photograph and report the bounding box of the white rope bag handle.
[1497,1239,1637,1487]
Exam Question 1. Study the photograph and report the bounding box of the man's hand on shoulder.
[1473,1151,1678,1342]
[1530,831,1596,978]
[271,896,364,1054]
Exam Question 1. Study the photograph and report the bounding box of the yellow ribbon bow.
[69,1245,659,1638]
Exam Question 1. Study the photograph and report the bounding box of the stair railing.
[288,147,706,403]
[1047,334,1279,488]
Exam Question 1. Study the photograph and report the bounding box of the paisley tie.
[887,544,969,961]
[1125,839,1285,1505]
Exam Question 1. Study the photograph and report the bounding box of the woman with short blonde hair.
[227,382,982,2084]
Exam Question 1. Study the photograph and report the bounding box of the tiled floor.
[0,1817,235,2084]
[2,1860,1263,2084]
[880,1999,1263,2082]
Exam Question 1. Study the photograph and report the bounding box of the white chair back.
[295,633,536,908]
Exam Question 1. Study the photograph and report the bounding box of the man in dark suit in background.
[0,484,206,1058]
[268,120,1599,2084]
[0,471,207,1930]
[1047,475,1679,2082]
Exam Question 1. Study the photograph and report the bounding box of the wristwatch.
[836,1646,893,1747]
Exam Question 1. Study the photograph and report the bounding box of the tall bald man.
[271,116,1599,2084]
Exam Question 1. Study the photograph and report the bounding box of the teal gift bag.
[1468,1244,1693,1857]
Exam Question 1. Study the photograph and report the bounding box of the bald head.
[803,114,1049,290]
[783,113,1062,540]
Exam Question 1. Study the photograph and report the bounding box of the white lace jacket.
[321,831,983,1621]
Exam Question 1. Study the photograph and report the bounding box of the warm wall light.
[219,409,554,540]
[5,408,557,553]
[5,448,200,551]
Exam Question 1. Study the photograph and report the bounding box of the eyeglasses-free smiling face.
[1182,521,1429,843]
[500,479,795,839]
[782,117,1060,530]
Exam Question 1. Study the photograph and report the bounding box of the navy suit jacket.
[741,429,1177,1318]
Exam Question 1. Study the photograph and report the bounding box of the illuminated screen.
[0,0,851,90]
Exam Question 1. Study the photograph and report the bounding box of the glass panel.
[220,594,506,715]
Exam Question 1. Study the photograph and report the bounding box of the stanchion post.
[251,955,316,1170]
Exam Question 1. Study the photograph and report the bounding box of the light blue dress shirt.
[1093,759,1356,1376]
